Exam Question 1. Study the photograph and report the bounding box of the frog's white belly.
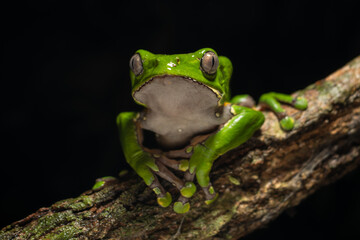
[134,75,232,148]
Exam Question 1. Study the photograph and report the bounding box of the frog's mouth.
[133,75,221,111]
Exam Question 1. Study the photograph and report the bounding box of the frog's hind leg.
[259,92,307,131]
[155,155,196,200]
[117,112,174,208]
[156,155,190,172]
[154,155,197,213]
[153,161,185,190]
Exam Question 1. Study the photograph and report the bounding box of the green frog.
[117,48,307,213]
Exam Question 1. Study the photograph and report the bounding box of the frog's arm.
[259,92,307,130]
[118,113,202,212]
[188,105,265,204]
[230,93,308,131]
[116,112,175,207]
[230,94,256,108]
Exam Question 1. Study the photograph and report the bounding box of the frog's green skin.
[117,48,307,214]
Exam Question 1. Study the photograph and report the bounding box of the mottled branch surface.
[2,57,360,240]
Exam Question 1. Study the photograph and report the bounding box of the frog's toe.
[280,116,294,131]
[173,201,190,214]
[180,182,197,198]
[205,193,219,205]
[92,176,118,190]
[157,192,172,207]
[178,159,189,172]
[293,97,308,110]
[202,184,218,204]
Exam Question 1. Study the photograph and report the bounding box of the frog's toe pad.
[180,182,197,198]
[280,116,294,131]
[92,176,117,190]
[157,192,172,208]
[179,160,189,172]
[92,180,105,190]
[173,201,190,214]
[293,97,308,110]
[205,193,219,205]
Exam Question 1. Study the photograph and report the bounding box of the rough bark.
[1,56,360,240]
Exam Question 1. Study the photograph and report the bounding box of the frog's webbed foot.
[258,92,308,131]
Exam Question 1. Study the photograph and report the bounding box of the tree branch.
[1,56,360,240]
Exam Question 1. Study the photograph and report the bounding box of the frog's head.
[129,48,233,107]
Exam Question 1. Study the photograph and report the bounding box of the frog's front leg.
[230,94,256,108]
[117,112,176,207]
[259,92,307,131]
[186,105,265,207]
[153,154,197,213]
[231,93,308,131]
[117,112,197,210]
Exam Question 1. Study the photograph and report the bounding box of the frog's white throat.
[133,75,232,149]
[133,75,220,108]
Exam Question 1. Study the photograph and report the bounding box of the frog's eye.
[200,51,219,75]
[129,53,143,76]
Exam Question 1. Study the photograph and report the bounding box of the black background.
[1,1,360,239]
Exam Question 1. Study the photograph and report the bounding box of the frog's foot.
[150,152,202,213]
[154,154,197,196]
[152,161,197,209]
[180,182,197,198]
[202,184,219,205]
[173,181,196,214]
[150,176,172,207]
[174,196,191,214]
[292,96,308,110]
[276,112,295,131]
[259,92,308,131]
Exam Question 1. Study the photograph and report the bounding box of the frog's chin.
[133,75,220,108]
[133,75,221,107]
